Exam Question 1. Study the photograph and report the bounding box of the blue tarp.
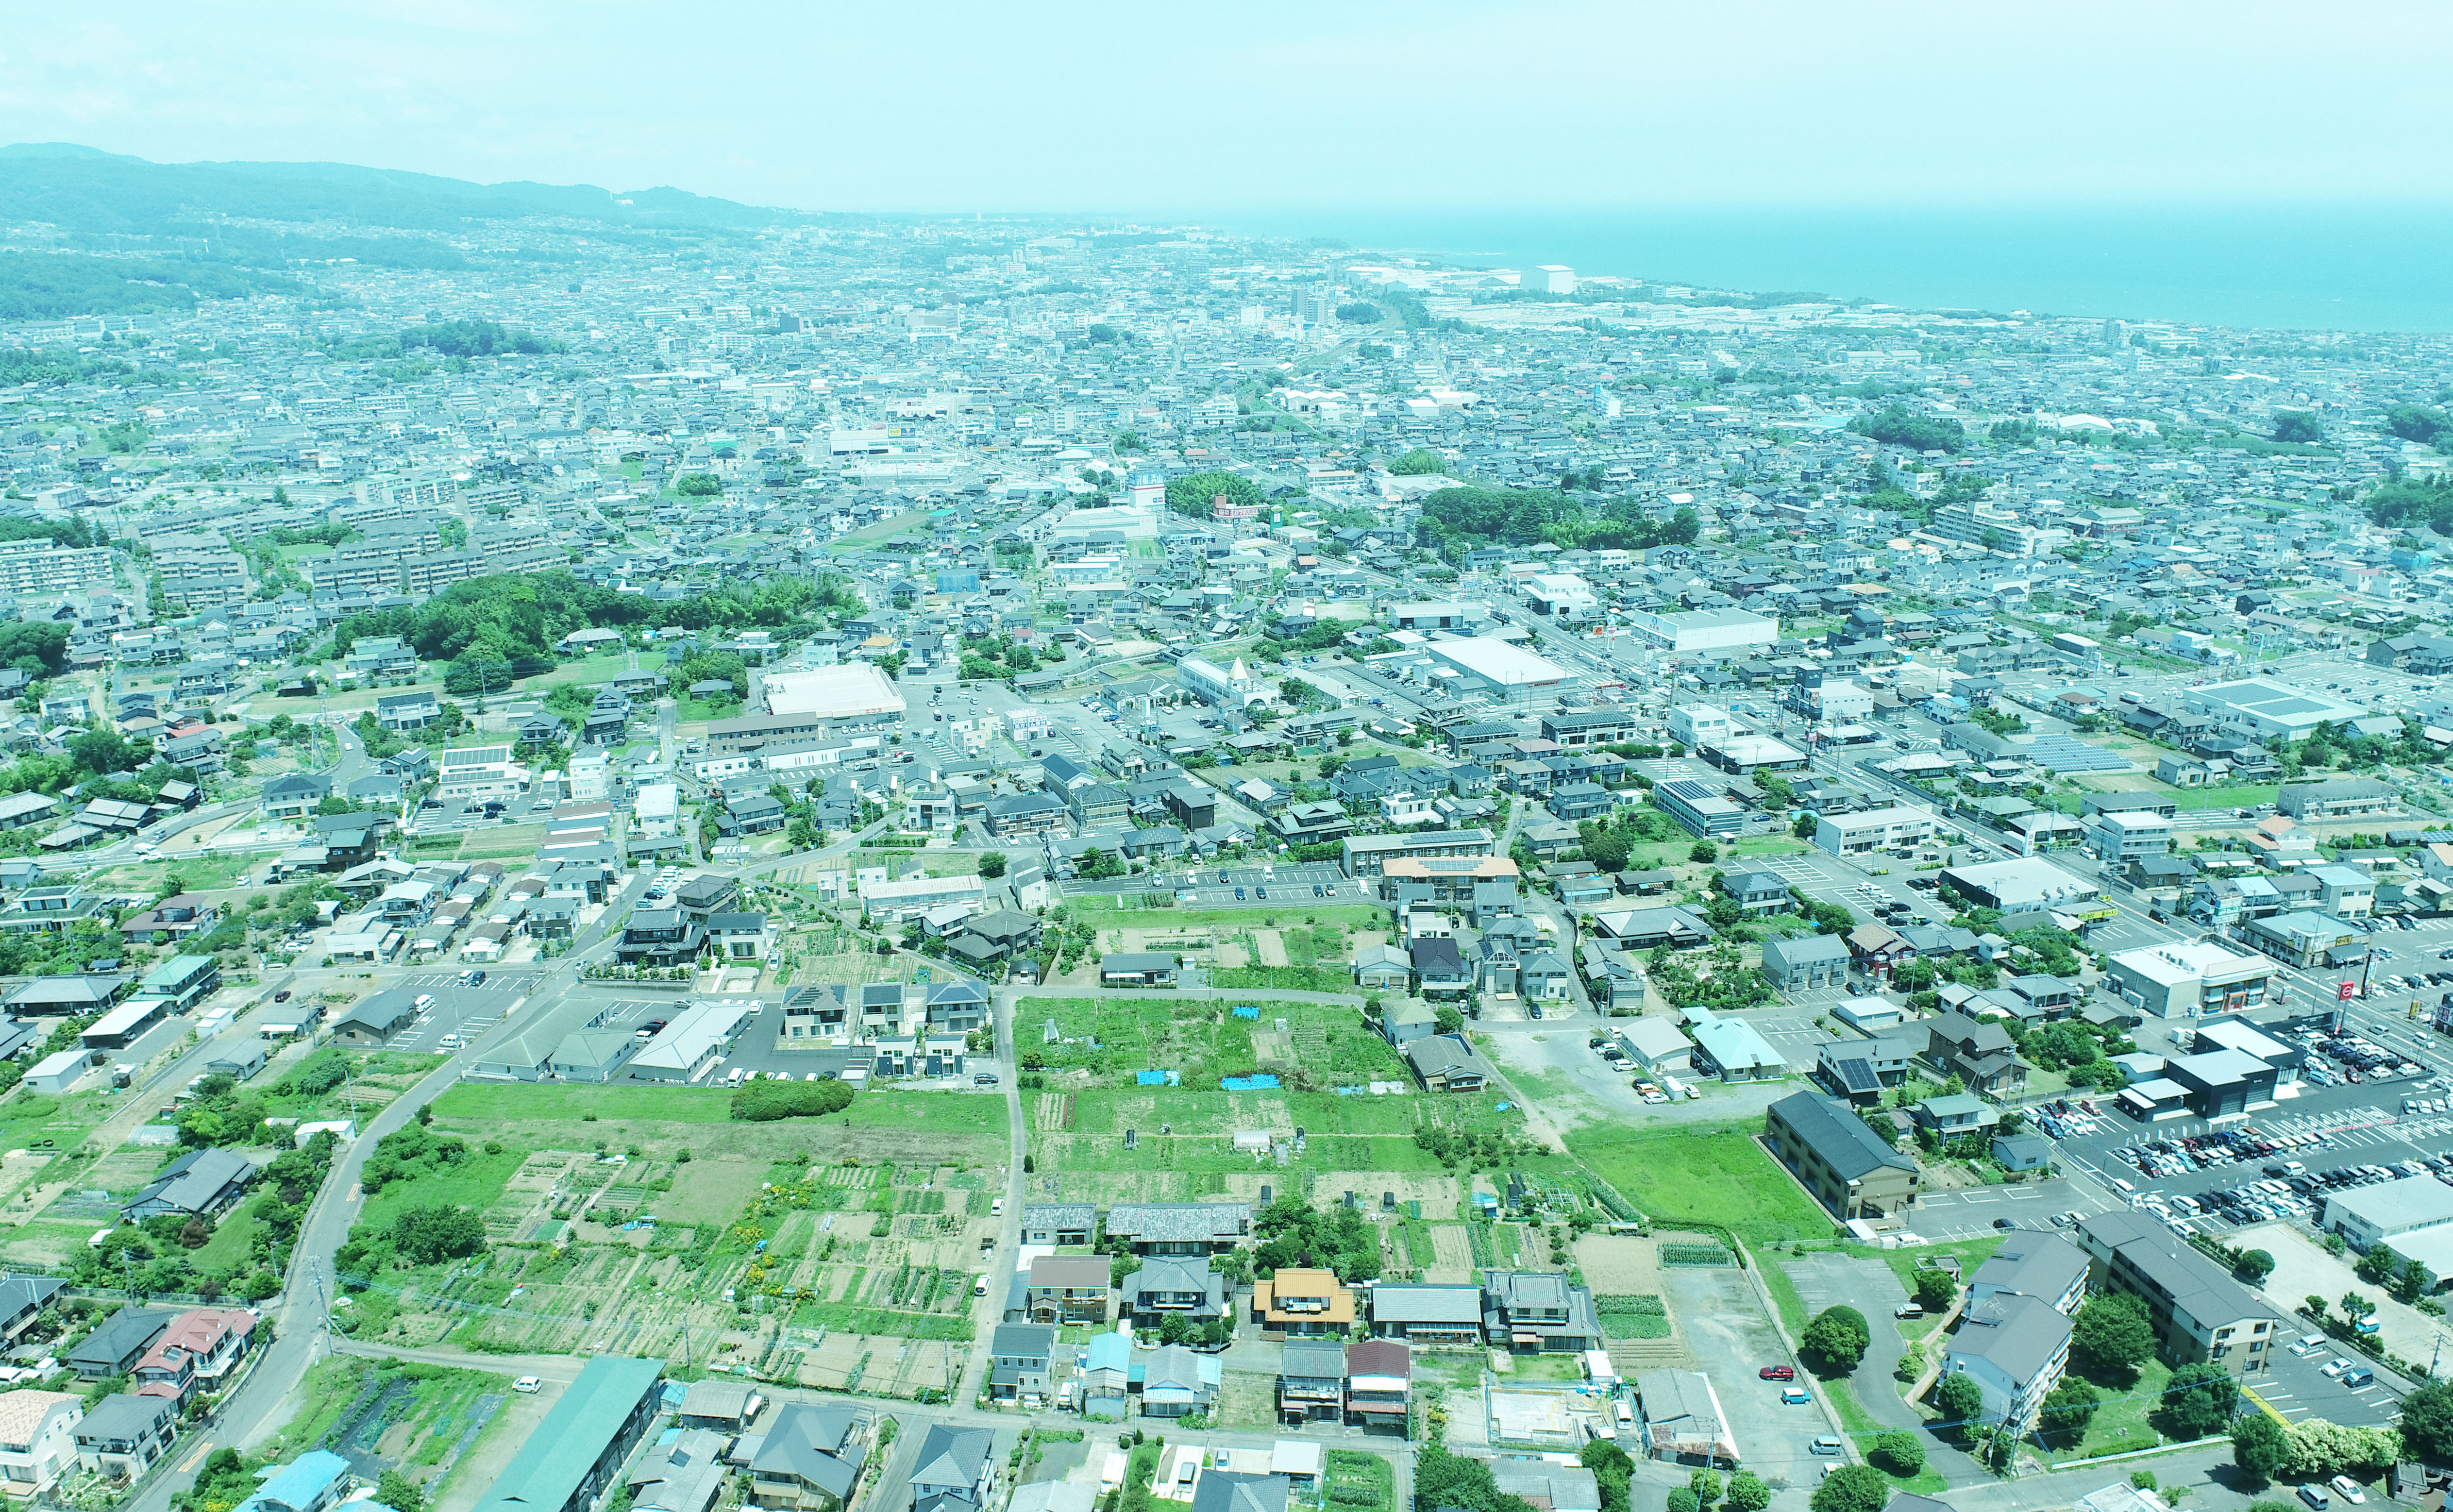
[1136,1070,1181,1086]
[1231,1005,1260,1020]
[1221,1074,1281,1091]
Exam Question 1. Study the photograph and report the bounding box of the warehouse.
[626,998,757,1082]
[473,1357,666,1512]
[756,664,907,727]
[1420,638,1568,707]
[1938,857,2102,925]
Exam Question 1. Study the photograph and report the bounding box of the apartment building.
[2074,1211,2275,1375]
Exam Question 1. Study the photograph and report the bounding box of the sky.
[0,0,2449,215]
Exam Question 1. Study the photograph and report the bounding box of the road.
[128,867,655,1512]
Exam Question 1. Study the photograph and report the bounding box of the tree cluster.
[730,1077,856,1122]
[1252,1195,1382,1283]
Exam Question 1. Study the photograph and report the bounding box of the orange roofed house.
[1251,1269,1355,1339]
[132,1309,256,1404]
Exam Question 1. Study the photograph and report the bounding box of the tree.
[1870,1431,1924,1476]
[978,852,1008,879]
[2162,1361,2240,1439]
[2042,1378,2101,1443]
[2273,412,2325,445]
[2353,1246,2397,1285]
[374,1471,425,1512]
[1801,1305,1870,1373]
[2233,1412,2289,1487]
[1388,449,1446,476]
[2341,1291,2374,1327]
[1578,1439,1633,1512]
[2235,1249,2276,1284]
[1810,1465,1890,1512]
[1913,1267,1956,1313]
[1158,1311,1192,1346]
[1723,1474,1770,1512]
[1933,1371,1986,1440]
[1793,812,1819,840]
[1688,840,1719,863]
[1413,1442,1536,1512]
[2306,1294,2330,1321]
[674,472,724,497]
[2285,1419,2403,1479]
[2399,1378,2453,1460]
[391,1205,486,1265]
[2071,1291,2157,1379]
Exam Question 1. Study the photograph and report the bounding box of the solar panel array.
[2027,735,2135,774]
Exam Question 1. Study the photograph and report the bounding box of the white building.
[1815,805,1937,856]
[2092,809,2171,862]
[0,1390,84,1494]
[634,783,680,839]
[859,872,987,924]
[2102,940,2275,1019]
[435,745,528,806]
[1420,638,1568,707]
[1667,704,1733,750]
[2181,678,2368,742]
[1620,607,1779,655]
[1177,653,1273,710]
[571,752,610,802]
[1525,265,1577,294]
[758,663,908,726]
[1928,501,2073,559]
[1523,573,1598,621]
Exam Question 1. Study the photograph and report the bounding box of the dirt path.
[1253,930,1289,967]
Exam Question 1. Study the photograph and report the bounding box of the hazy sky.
[3,0,2449,215]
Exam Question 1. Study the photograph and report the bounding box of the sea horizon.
[1217,203,2453,335]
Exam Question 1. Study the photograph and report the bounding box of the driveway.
[1780,1253,1982,1482]
[1660,1265,1831,1500]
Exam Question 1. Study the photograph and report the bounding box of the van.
[1613,1401,1634,1429]
[726,1067,747,1088]
[414,994,437,1013]
[2343,1367,2375,1388]
[1810,1437,1843,1456]
[513,1376,542,1394]
[973,1274,990,1297]
[2299,1486,2330,1510]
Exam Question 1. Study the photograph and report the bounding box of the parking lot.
[380,970,550,1052]
[1659,1262,1845,1478]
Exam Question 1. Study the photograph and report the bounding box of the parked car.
[1759,1365,1796,1380]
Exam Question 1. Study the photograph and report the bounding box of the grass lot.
[1565,1123,1832,1246]
[432,1084,739,1125]
[2054,1357,2171,1462]
[836,511,934,548]
[1066,898,1384,932]
[518,651,663,690]
[1854,1236,2005,1295]
[91,851,258,893]
[193,1207,267,1271]
[1729,837,1811,858]
[1210,967,1352,993]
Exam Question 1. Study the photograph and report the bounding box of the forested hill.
[0,143,806,235]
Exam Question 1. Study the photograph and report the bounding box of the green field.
[1564,1122,1832,1246]
[1019,996,1409,1088]
[1065,897,1384,933]
[431,1083,740,1125]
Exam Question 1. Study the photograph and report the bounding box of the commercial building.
[1815,805,1936,856]
[2101,940,2275,1019]
[1938,857,2103,925]
[1420,638,1569,707]
[1666,704,1733,749]
[1764,1090,1920,1219]
[471,1358,667,1512]
[758,664,907,727]
[2181,678,2367,742]
[626,999,756,1082]
[1620,607,1779,655]
[2074,1211,2274,1375]
[2240,910,2367,970]
[2320,1176,2453,1283]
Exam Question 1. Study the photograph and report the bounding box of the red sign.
[2340,982,2358,1002]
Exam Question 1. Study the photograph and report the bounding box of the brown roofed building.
[1024,1255,1113,1325]
[1251,1268,1355,1338]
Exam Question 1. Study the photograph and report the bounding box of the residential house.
[747,1404,867,1512]
[907,1423,995,1511]
[122,1147,252,1222]
[1139,1344,1216,1419]
[1105,1203,1250,1255]
[73,1394,174,1480]
[1277,1339,1346,1424]
[1344,1340,1411,1428]
[1365,1284,1484,1346]
[1024,1256,1112,1326]
[1252,1269,1354,1339]
[1480,1270,1602,1353]
[0,1390,82,1495]
[987,1324,1057,1402]
[130,1308,255,1403]
[1121,1257,1230,1328]
[1404,1034,1494,1093]
[1925,1011,2029,1094]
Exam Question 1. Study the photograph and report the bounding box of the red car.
[1759,1365,1796,1381]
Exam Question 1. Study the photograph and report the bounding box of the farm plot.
[1019,996,1410,1091]
[344,1083,1005,1395]
[1031,1085,1527,1189]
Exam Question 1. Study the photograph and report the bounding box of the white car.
[513,1376,542,1394]
[2331,1477,2367,1504]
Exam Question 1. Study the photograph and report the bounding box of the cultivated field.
[345,1080,1009,1397]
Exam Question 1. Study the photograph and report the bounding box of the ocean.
[1228,205,2453,334]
